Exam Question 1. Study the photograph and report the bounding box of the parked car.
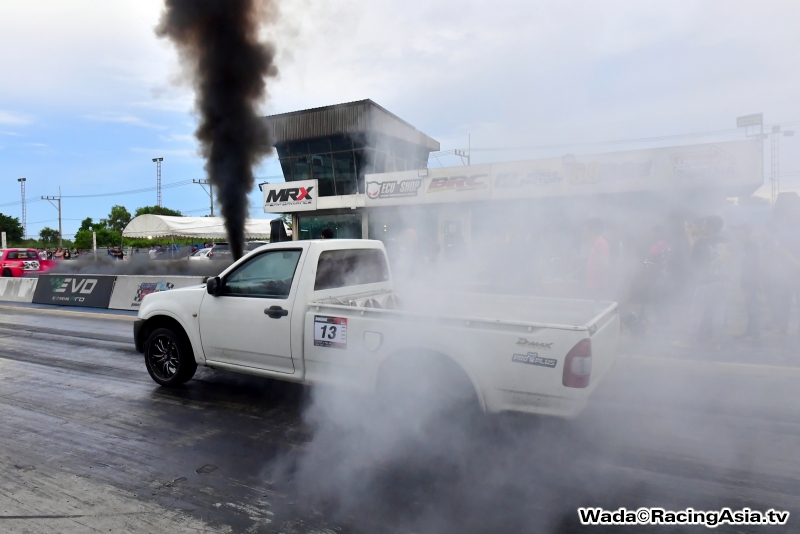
[134,239,620,418]
[207,241,268,259]
[1,248,56,277]
[188,248,213,260]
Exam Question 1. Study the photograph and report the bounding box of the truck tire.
[1,269,11,277]
[143,327,197,387]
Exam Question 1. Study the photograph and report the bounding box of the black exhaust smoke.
[157,0,278,260]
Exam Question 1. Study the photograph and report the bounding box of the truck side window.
[223,250,302,299]
[315,249,389,290]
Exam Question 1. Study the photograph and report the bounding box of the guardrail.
[0,275,205,310]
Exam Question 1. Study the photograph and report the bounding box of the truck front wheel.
[144,327,197,387]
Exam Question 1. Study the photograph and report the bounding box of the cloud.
[0,131,23,136]
[82,113,166,130]
[26,142,47,147]
[0,110,32,125]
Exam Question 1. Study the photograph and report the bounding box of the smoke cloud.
[157,0,278,260]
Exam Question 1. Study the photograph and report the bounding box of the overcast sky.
[1,0,799,239]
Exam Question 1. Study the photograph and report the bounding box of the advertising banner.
[423,164,492,204]
[490,139,762,200]
[263,179,318,213]
[32,274,116,308]
[108,276,205,311]
[0,278,38,303]
[364,170,426,206]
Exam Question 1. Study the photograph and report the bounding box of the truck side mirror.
[206,276,221,296]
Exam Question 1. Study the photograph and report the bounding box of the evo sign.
[263,179,317,213]
[33,274,116,308]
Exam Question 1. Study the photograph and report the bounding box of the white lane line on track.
[0,304,136,322]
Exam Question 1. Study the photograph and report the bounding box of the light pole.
[17,178,26,240]
[736,114,794,204]
[152,157,164,207]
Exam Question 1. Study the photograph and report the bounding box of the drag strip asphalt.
[0,305,799,533]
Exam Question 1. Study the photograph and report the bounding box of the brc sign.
[263,179,318,213]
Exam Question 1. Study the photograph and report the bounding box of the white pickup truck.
[134,239,619,417]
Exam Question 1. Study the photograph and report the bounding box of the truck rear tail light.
[562,338,591,388]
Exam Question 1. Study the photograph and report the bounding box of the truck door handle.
[265,306,288,319]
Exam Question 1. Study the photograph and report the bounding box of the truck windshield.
[315,249,389,290]
[223,249,302,298]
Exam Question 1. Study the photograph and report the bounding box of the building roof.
[264,99,440,151]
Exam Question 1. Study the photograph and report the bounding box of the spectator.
[733,223,760,339]
[38,249,47,260]
[673,215,731,349]
[63,248,72,260]
[320,227,334,239]
[191,245,199,255]
[149,245,158,260]
[45,248,53,260]
[54,248,64,260]
[585,218,611,299]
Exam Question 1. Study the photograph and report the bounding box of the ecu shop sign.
[263,179,318,213]
[33,274,116,308]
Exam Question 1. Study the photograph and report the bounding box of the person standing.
[149,245,158,260]
[63,248,72,260]
[733,224,760,339]
[674,216,731,349]
[585,218,611,300]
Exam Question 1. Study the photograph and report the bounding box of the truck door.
[199,248,303,374]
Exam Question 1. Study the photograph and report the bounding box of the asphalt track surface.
[0,303,799,533]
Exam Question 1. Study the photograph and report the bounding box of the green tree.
[135,205,183,217]
[0,213,24,243]
[100,205,132,233]
[73,227,121,249]
[277,213,293,230]
[78,217,95,232]
[39,227,60,245]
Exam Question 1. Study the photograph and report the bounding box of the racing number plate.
[314,316,347,349]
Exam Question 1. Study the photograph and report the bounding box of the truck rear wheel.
[377,352,479,420]
[144,327,197,387]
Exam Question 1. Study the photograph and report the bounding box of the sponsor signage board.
[365,171,425,206]
[0,278,38,303]
[423,164,492,204]
[108,275,206,311]
[263,179,317,213]
[33,274,116,308]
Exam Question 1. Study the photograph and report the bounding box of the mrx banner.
[263,179,318,213]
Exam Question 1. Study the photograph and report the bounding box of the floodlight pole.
[17,178,26,240]
[152,158,164,207]
[41,188,62,248]
[193,179,214,216]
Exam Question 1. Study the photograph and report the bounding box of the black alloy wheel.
[144,327,197,387]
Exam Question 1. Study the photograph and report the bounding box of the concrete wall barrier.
[0,278,39,303]
[108,276,206,311]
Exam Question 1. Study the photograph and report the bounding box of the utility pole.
[17,178,26,240]
[41,188,62,248]
[737,114,794,204]
[152,157,164,207]
[454,134,471,166]
[193,179,214,216]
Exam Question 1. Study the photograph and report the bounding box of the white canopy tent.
[122,215,288,240]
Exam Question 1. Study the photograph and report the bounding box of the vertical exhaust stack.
[157,0,278,260]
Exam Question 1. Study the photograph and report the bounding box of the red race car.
[0,248,56,277]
